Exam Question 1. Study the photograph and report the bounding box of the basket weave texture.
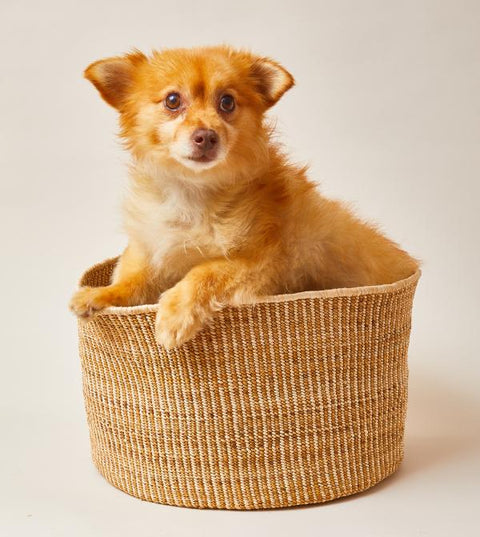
[77,257,420,509]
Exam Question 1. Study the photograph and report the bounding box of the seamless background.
[1,1,479,536]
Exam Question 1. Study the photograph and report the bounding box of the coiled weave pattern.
[77,257,420,509]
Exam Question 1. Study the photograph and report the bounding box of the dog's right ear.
[84,51,147,110]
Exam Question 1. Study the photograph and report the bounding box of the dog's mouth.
[181,147,225,170]
[188,155,216,163]
[170,138,226,171]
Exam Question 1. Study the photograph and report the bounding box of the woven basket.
[77,257,420,509]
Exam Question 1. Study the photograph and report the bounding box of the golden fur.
[70,45,419,348]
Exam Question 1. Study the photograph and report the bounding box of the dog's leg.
[70,243,154,319]
[155,257,272,349]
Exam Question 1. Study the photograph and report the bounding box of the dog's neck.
[128,152,271,207]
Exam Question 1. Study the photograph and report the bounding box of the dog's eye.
[219,94,235,113]
[165,92,181,110]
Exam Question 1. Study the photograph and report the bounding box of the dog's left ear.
[249,57,295,108]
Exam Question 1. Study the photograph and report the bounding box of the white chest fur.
[122,176,236,282]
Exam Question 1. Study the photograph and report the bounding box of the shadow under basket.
[77,257,421,510]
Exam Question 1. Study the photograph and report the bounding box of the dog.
[70,45,419,349]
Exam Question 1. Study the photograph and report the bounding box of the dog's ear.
[249,57,294,108]
[84,51,147,110]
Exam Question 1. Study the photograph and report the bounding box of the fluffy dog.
[70,45,419,348]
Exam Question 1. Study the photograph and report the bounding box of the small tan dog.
[70,46,419,348]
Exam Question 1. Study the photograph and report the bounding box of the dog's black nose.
[191,129,218,152]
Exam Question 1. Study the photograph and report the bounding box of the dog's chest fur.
[123,177,247,281]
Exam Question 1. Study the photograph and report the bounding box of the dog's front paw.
[155,286,204,349]
[69,286,112,319]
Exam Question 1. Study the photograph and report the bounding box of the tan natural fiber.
[77,257,420,509]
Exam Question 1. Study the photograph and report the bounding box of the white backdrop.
[1,1,479,536]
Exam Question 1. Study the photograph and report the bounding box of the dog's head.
[84,46,294,182]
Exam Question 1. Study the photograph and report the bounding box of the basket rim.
[78,256,421,317]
